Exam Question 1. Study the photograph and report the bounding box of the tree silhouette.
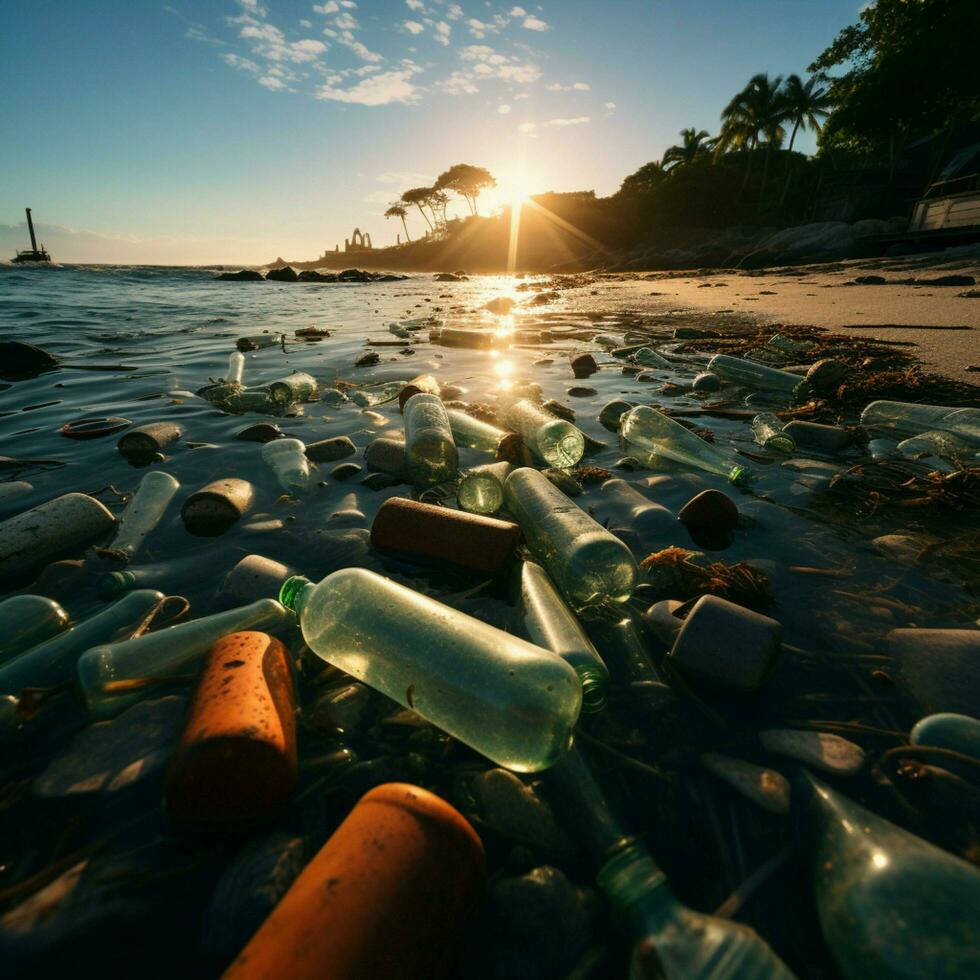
[429,189,451,230]
[401,187,436,232]
[662,129,713,171]
[717,73,787,198]
[782,74,832,153]
[434,164,496,215]
[384,203,411,243]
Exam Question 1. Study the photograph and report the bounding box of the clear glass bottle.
[593,479,676,538]
[458,462,512,515]
[860,400,980,445]
[519,561,610,713]
[504,468,638,607]
[797,770,980,980]
[108,471,180,560]
[0,595,70,665]
[269,371,318,406]
[621,406,751,486]
[501,399,585,468]
[98,554,214,598]
[751,413,795,454]
[0,590,164,694]
[262,438,312,493]
[447,409,508,453]
[896,429,978,468]
[227,351,245,386]
[279,567,581,772]
[403,393,458,486]
[708,354,803,395]
[634,348,672,369]
[77,598,292,718]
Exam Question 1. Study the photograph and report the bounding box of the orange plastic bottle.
[222,783,485,980]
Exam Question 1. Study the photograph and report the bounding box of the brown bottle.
[222,783,485,980]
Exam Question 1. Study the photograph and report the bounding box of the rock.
[871,533,939,566]
[678,489,739,533]
[910,713,980,761]
[216,269,264,282]
[887,628,980,715]
[265,266,299,282]
[759,729,865,775]
[199,834,310,960]
[529,291,559,305]
[598,399,636,431]
[701,753,791,814]
[782,420,851,453]
[567,386,597,398]
[34,696,185,802]
[570,353,598,379]
[854,275,887,285]
[805,358,847,392]
[361,472,402,491]
[330,462,362,481]
[297,270,337,282]
[308,683,371,736]
[915,275,975,287]
[435,272,466,282]
[0,341,59,377]
[236,422,282,443]
[692,371,721,392]
[484,297,516,315]
[355,351,380,367]
[306,436,356,462]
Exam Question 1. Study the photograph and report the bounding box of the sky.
[0,1,865,264]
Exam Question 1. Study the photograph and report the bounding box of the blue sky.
[0,1,863,264]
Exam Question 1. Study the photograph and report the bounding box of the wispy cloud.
[522,15,549,32]
[403,20,424,35]
[317,66,421,105]
[546,81,590,92]
[546,116,589,127]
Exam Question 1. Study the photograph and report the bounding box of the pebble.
[759,729,866,775]
[910,713,980,761]
[330,462,362,481]
[888,628,980,715]
[570,353,598,379]
[677,489,739,533]
[305,436,356,462]
[355,351,379,367]
[598,399,635,431]
[701,753,791,815]
[361,472,402,491]
[236,422,282,443]
[692,372,721,392]
[567,386,597,398]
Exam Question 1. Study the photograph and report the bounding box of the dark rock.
[338,268,371,282]
[692,371,721,392]
[216,269,263,282]
[673,327,719,339]
[529,291,559,305]
[265,266,299,282]
[297,270,338,282]
[308,683,371,736]
[306,436,356,462]
[854,275,887,285]
[805,357,847,392]
[567,386,596,398]
[330,462,362,480]
[570,353,598,379]
[598,399,636,431]
[361,472,403,491]
[0,341,58,378]
[542,400,575,422]
[236,422,282,443]
[887,628,980,715]
[355,351,380,367]
[915,275,975,287]
[435,272,466,282]
[678,489,739,533]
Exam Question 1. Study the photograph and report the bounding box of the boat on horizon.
[11,208,51,264]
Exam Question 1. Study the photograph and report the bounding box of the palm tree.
[401,187,436,232]
[717,73,787,199]
[662,128,713,170]
[781,74,832,153]
[384,203,411,243]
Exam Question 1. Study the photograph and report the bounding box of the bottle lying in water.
[708,354,803,395]
[0,595,69,665]
[269,371,318,406]
[860,399,980,446]
[107,471,180,560]
[457,461,512,515]
[262,438,312,493]
[751,413,795,454]
[621,406,751,486]
[501,399,585,468]
[446,409,508,454]
[403,393,459,486]
[280,567,581,772]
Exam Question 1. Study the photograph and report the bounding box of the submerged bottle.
[446,409,508,454]
[593,479,675,539]
[262,438,312,493]
[504,468,638,607]
[751,413,795,454]
[633,347,673,369]
[0,595,70,665]
[896,429,978,468]
[98,553,215,598]
[708,354,803,395]
[107,471,180,560]
[796,770,980,980]
[403,393,458,486]
[621,406,751,486]
[280,567,581,772]
[860,400,980,445]
[501,399,585,468]
[77,598,292,718]
[458,462,512,515]
[226,351,245,386]
[269,371,318,406]
[519,561,610,713]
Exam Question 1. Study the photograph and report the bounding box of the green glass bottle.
[446,409,508,453]
[519,561,610,713]
[501,399,585,468]
[262,438,312,493]
[280,567,581,772]
[0,595,70,665]
[458,462,512,515]
[403,393,459,486]
[796,770,980,980]
[751,414,795,454]
[77,598,292,718]
[108,471,180,560]
[708,354,802,395]
[621,406,751,486]
[504,468,638,607]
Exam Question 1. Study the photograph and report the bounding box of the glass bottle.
[796,770,980,980]
[262,438,312,493]
[458,461,512,515]
[98,553,215,599]
[634,348,673,369]
[621,406,751,486]
[897,430,978,468]
[279,567,581,772]
[0,590,165,694]
[403,393,458,486]
[708,354,803,395]
[593,479,676,538]
[519,561,610,713]
[504,468,638,607]
[447,409,508,454]
[269,371,318,406]
[77,597,292,718]
[751,413,795,454]
[501,399,585,468]
[0,595,70,665]
[108,471,180,560]
[860,400,980,445]
[225,386,275,413]
[227,351,245,386]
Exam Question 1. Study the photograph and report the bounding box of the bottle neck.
[279,575,314,615]
[597,842,676,932]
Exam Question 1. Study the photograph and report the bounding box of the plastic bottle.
[77,598,292,718]
[796,770,980,980]
[226,351,245,385]
[280,567,581,771]
[107,471,180,560]
[751,413,795,453]
[222,784,485,980]
[0,590,165,694]
[860,400,980,445]
[403,393,458,486]
[708,354,803,395]
[519,561,610,713]
[504,468,638,607]
[621,406,751,486]
[458,461,513,515]
[502,399,585,468]
[446,408,508,453]
[0,595,70,665]
[269,371,317,406]
[261,438,312,493]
